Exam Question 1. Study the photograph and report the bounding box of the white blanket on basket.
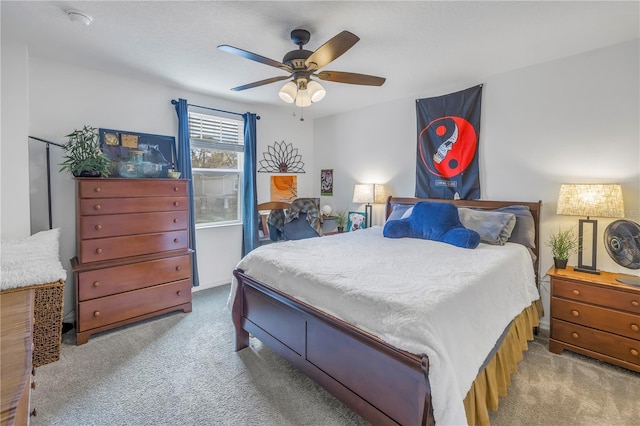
[230,226,539,426]
[1,228,67,291]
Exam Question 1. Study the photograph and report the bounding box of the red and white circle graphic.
[418,116,477,178]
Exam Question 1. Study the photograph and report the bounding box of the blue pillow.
[383,202,480,249]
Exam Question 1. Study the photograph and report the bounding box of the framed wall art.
[321,169,333,196]
[347,211,367,232]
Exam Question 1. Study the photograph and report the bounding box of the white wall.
[313,40,640,329]
[2,47,314,321]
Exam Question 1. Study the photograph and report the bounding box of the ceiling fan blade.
[231,76,290,91]
[315,71,386,86]
[305,31,360,70]
[218,45,292,72]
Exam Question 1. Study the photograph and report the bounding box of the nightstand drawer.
[551,297,640,340]
[552,278,640,314]
[77,254,191,300]
[552,319,640,366]
[80,211,188,239]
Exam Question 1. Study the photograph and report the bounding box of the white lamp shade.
[307,80,326,103]
[557,184,625,218]
[278,81,296,103]
[295,90,312,107]
[352,184,374,203]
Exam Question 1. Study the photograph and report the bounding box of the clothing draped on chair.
[242,113,259,256]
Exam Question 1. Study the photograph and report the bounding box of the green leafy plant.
[335,209,348,229]
[59,125,111,177]
[546,226,579,260]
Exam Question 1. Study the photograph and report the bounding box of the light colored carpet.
[31,285,639,425]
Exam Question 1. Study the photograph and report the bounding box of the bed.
[231,197,542,425]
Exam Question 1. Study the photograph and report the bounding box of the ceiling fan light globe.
[307,80,326,103]
[295,90,312,107]
[278,81,297,103]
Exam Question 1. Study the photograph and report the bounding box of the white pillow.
[458,208,516,245]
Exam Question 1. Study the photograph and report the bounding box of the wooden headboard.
[385,196,542,281]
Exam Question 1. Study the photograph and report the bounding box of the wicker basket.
[30,279,65,367]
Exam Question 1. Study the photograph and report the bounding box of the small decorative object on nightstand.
[547,266,640,373]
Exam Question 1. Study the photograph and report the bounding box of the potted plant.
[546,226,579,269]
[59,125,111,177]
[335,209,347,233]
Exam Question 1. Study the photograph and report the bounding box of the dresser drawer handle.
[94,204,101,210]
[92,281,100,287]
[571,310,580,317]
[31,381,36,390]
[174,238,179,243]
[572,289,580,296]
[632,300,639,307]
[173,201,180,207]
[173,218,179,223]
[631,324,639,332]
[32,367,36,376]
[631,349,639,357]
[93,311,100,317]
[174,186,179,192]
[95,248,103,254]
[175,266,181,271]
[177,290,182,296]
[94,224,102,230]
[94,187,101,193]
[571,332,580,339]
[30,408,37,417]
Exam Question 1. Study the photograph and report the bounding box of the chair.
[257,201,290,243]
[283,198,323,240]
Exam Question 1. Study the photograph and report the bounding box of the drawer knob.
[173,218,179,223]
[177,290,182,296]
[174,201,180,207]
[94,204,101,210]
[175,266,181,271]
[32,367,36,376]
[631,349,639,357]
[94,224,102,230]
[174,238,179,243]
[572,289,580,296]
[31,381,37,389]
[174,186,179,192]
[94,187,101,193]
[92,281,100,287]
[571,310,580,317]
[571,332,580,339]
[632,300,639,307]
[30,408,37,417]
[93,311,100,317]
[95,248,103,254]
[631,324,639,332]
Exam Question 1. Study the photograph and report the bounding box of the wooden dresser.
[72,178,193,345]
[548,266,640,372]
[1,288,36,426]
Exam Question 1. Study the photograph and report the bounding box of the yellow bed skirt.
[463,300,541,425]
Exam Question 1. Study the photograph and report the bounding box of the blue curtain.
[173,98,199,287]
[242,113,259,256]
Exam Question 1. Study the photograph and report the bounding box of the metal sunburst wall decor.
[258,140,305,173]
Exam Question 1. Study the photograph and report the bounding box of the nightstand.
[547,266,640,372]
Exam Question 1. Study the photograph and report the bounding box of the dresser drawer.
[551,297,640,340]
[552,278,640,314]
[80,196,188,215]
[77,254,191,301]
[552,319,640,366]
[78,230,188,263]
[77,279,191,331]
[80,211,188,239]
[78,179,187,198]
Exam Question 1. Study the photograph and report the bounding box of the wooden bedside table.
[547,266,640,372]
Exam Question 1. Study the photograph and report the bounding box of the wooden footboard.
[232,269,434,426]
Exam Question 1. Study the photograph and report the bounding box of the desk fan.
[604,219,640,286]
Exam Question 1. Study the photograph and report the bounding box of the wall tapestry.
[320,169,333,196]
[258,140,305,173]
[415,85,482,199]
[270,175,297,202]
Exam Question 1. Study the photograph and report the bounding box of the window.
[189,111,243,226]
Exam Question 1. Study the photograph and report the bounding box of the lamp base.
[573,266,601,275]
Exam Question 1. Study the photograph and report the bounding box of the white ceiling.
[2,1,638,119]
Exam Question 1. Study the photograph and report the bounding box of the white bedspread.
[230,226,539,425]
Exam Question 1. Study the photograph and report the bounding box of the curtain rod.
[29,136,65,148]
[171,99,260,120]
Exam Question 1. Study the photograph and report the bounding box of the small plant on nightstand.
[335,209,347,233]
[546,226,579,269]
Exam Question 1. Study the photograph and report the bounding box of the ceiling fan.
[218,29,386,107]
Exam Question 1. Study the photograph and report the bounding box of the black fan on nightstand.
[604,219,640,286]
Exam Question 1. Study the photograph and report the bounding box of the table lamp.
[353,184,386,228]
[557,184,625,274]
